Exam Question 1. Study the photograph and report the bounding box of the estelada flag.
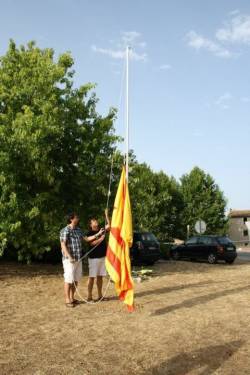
[106,166,134,312]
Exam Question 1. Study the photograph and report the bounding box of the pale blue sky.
[1,0,250,210]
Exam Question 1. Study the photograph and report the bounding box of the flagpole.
[125,46,130,182]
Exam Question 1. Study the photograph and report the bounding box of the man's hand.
[61,241,74,262]
[98,228,105,236]
[104,209,111,231]
[92,228,105,241]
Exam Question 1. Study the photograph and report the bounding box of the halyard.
[1,259,250,375]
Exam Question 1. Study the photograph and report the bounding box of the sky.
[0,0,250,210]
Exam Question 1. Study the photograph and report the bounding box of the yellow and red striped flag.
[106,166,134,312]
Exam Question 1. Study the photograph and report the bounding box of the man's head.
[67,212,80,227]
[89,218,99,231]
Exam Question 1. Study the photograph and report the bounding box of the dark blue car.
[130,232,161,265]
[170,235,237,264]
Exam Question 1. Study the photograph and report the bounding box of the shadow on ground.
[151,285,250,316]
[136,280,218,299]
[144,340,244,375]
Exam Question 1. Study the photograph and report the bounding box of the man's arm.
[89,235,105,247]
[83,228,105,243]
[61,241,74,262]
[105,209,111,231]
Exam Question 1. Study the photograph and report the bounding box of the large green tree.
[180,167,228,236]
[0,40,118,261]
[128,161,183,240]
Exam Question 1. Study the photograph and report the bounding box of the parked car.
[130,232,161,265]
[170,235,237,264]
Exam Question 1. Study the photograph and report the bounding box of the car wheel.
[172,250,180,261]
[225,259,235,264]
[207,253,217,264]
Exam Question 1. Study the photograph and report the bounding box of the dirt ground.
[1,258,250,375]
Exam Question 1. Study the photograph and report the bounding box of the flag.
[106,166,134,311]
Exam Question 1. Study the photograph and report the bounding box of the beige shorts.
[88,257,107,277]
[62,259,82,283]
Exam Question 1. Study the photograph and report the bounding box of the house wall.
[228,216,250,246]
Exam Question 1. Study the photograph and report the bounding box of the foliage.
[180,167,228,236]
[128,161,184,241]
[0,40,118,261]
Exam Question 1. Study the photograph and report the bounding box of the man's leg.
[70,282,77,301]
[97,276,103,299]
[63,259,76,306]
[87,277,95,300]
[64,282,72,304]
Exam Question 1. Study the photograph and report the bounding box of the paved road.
[237,251,250,262]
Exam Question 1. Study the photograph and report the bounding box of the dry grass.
[1,259,250,375]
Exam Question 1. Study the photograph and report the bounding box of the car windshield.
[140,233,157,242]
[217,237,233,245]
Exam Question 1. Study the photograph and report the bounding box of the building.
[228,210,250,247]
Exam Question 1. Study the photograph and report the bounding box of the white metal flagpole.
[125,46,130,181]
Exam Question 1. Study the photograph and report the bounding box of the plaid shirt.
[60,226,85,261]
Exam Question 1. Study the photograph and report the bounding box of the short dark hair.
[88,217,98,229]
[67,212,79,224]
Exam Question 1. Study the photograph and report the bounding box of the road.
[237,251,250,262]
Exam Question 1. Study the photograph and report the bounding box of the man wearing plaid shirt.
[60,212,104,308]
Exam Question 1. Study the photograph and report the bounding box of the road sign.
[195,220,206,234]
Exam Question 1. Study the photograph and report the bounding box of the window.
[243,230,248,237]
[217,237,233,245]
[141,233,157,242]
[186,237,198,245]
[199,237,216,245]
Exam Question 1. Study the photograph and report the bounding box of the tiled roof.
[229,210,250,218]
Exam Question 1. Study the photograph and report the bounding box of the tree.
[180,167,228,236]
[128,161,183,240]
[0,40,118,261]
